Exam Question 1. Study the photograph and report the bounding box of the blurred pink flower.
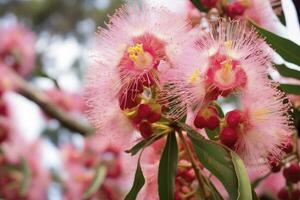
[225,0,282,32]
[45,89,86,115]
[0,23,36,76]
[62,136,137,200]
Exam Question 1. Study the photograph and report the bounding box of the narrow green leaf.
[83,165,106,199]
[251,21,300,66]
[231,152,252,200]
[280,84,300,95]
[20,158,31,196]
[125,133,164,156]
[179,123,252,200]
[190,0,207,12]
[275,64,300,79]
[124,158,145,200]
[158,133,178,200]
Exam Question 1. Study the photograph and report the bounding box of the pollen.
[254,108,270,119]
[221,59,233,75]
[224,40,233,50]
[127,43,144,62]
[188,68,201,84]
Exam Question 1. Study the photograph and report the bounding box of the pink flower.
[162,20,270,120]
[85,3,192,149]
[0,23,36,76]
[62,136,138,200]
[225,0,281,32]
[231,86,292,167]
[250,169,285,197]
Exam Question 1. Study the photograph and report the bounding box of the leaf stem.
[177,130,208,199]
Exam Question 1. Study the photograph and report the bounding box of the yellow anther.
[221,59,233,75]
[254,108,270,118]
[237,0,251,7]
[127,43,145,62]
[224,40,233,50]
[188,68,201,84]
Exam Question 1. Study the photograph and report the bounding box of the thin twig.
[10,70,93,136]
[177,130,208,199]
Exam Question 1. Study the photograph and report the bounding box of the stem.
[177,131,208,199]
[10,70,93,136]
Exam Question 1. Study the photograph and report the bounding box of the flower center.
[214,59,235,86]
[127,43,153,70]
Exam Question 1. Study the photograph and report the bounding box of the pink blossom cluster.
[0,23,36,77]
[84,1,295,199]
[201,0,282,32]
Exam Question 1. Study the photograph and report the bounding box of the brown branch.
[10,70,93,136]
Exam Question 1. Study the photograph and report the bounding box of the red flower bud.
[147,111,161,123]
[220,127,238,148]
[139,121,153,138]
[277,188,289,200]
[137,104,152,119]
[201,0,218,8]
[226,2,246,18]
[283,163,300,183]
[226,109,243,128]
[194,105,219,130]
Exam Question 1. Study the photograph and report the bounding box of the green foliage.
[280,84,300,95]
[190,0,208,12]
[158,133,178,200]
[179,123,252,200]
[125,132,165,156]
[275,64,300,79]
[20,158,31,196]
[83,165,106,199]
[124,158,145,200]
[251,22,300,66]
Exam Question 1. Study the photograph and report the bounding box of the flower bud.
[226,2,246,18]
[137,104,152,119]
[277,187,289,200]
[283,163,300,183]
[270,161,282,173]
[147,111,161,123]
[226,109,243,128]
[194,105,219,130]
[220,127,238,148]
[139,121,153,138]
[201,0,218,8]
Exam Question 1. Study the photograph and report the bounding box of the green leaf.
[124,158,145,200]
[158,133,178,200]
[251,21,300,66]
[231,152,252,200]
[275,64,300,79]
[83,165,106,199]
[20,158,31,196]
[214,103,225,118]
[280,84,300,95]
[205,128,219,141]
[190,0,207,12]
[179,123,252,200]
[125,133,164,156]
